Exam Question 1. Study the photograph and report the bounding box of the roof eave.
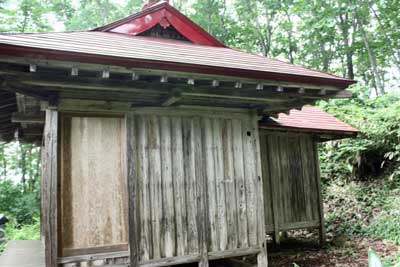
[0,44,355,89]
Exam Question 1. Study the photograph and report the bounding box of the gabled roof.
[259,105,359,136]
[0,32,354,88]
[92,1,225,47]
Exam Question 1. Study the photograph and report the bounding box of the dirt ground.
[266,236,399,267]
[176,233,399,267]
[208,235,398,267]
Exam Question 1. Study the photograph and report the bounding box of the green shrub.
[366,192,400,244]
[0,218,40,252]
[0,179,40,225]
[318,85,400,182]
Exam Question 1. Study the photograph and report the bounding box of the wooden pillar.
[313,142,326,247]
[195,118,209,267]
[43,109,58,267]
[126,113,139,267]
[263,134,281,246]
[253,114,268,267]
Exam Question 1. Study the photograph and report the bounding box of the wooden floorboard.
[0,240,44,267]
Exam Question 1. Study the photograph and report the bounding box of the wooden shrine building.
[0,1,358,267]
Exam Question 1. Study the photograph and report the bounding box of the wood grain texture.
[127,113,139,267]
[43,109,58,267]
[126,112,265,264]
[260,131,324,242]
[60,115,128,254]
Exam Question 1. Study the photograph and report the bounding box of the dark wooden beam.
[161,92,182,107]
[0,68,349,102]
[126,114,139,267]
[12,112,45,124]
[0,79,49,100]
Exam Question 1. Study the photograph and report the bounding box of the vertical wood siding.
[128,113,264,263]
[260,132,321,233]
[60,115,128,255]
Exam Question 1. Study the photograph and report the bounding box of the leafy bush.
[0,217,40,252]
[319,85,400,182]
[366,190,400,245]
[0,179,40,225]
[324,174,400,239]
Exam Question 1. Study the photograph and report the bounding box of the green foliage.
[324,174,400,239]
[0,180,40,225]
[366,188,400,244]
[0,218,40,252]
[319,86,400,181]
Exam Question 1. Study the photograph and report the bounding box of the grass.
[323,174,400,266]
[0,218,40,253]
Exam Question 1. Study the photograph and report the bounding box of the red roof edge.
[259,106,359,137]
[91,1,226,47]
[0,44,356,88]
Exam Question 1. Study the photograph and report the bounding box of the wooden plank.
[0,58,345,91]
[59,250,129,264]
[11,112,45,123]
[137,116,151,261]
[62,244,129,258]
[202,118,218,252]
[300,135,314,223]
[171,117,187,256]
[60,116,128,253]
[213,118,228,251]
[127,113,139,267]
[161,93,182,107]
[222,119,238,250]
[232,119,248,249]
[260,134,278,244]
[208,246,261,260]
[313,142,326,246]
[182,118,199,254]
[193,117,209,267]
[43,109,58,267]
[148,115,162,259]
[160,116,175,258]
[267,134,282,244]
[140,254,201,267]
[242,119,257,247]
[251,114,268,267]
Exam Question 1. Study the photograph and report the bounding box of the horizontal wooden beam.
[161,92,182,107]
[12,112,45,124]
[0,57,346,91]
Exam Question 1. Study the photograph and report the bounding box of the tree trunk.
[356,15,385,95]
[284,9,295,64]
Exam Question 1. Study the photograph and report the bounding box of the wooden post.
[43,109,58,267]
[265,135,281,246]
[126,114,139,267]
[253,114,268,267]
[313,142,326,247]
[194,118,209,267]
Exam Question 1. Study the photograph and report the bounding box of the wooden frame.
[260,130,326,246]
[42,109,58,267]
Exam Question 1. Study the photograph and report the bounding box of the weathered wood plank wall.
[42,109,58,267]
[259,131,323,242]
[127,112,266,265]
[59,115,129,257]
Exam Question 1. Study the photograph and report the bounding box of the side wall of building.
[55,110,267,267]
[259,131,325,244]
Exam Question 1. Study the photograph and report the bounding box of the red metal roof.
[93,1,225,47]
[259,105,359,135]
[0,31,354,88]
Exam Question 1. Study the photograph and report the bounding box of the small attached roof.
[259,105,359,138]
[0,1,355,88]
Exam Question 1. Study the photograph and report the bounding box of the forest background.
[0,0,399,266]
